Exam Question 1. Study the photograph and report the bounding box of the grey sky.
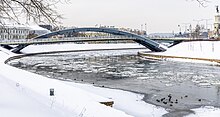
[57,0,220,33]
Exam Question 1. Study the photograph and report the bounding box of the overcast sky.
[57,0,220,33]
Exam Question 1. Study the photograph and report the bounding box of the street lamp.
[202,19,212,30]
[178,25,182,35]
[141,24,143,31]
[145,23,147,35]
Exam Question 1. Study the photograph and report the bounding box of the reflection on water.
[8,50,220,110]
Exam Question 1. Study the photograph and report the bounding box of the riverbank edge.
[138,51,220,64]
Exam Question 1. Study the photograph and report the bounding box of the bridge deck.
[0,36,135,45]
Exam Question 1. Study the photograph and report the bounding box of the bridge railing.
[0,36,136,45]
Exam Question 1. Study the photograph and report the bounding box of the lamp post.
[202,19,212,31]
[178,25,181,35]
[145,23,147,35]
[141,24,143,31]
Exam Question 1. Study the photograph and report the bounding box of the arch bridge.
[10,27,167,53]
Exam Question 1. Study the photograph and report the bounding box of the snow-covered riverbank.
[139,41,220,64]
[1,42,220,117]
[0,44,167,117]
[21,43,146,54]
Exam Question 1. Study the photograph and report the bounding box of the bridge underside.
[10,27,167,53]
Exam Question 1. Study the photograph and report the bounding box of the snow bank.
[0,47,16,62]
[64,81,167,117]
[140,41,220,64]
[188,106,220,117]
[0,74,74,117]
[21,43,146,54]
[164,41,220,60]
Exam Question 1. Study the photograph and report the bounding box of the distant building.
[0,24,51,40]
[0,25,29,40]
[214,13,220,38]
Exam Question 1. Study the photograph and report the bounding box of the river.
[8,49,220,116]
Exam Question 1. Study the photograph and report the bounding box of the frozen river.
[8,49,220,116]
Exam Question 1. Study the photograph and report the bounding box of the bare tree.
[195,0,210,7]
[0,0,65,25]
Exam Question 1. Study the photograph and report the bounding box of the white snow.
[0,43,168,117]
[187,106,220,117]
[0,74,73,117]
[140,41,220,64]
[64,82,167,117]
[163,41,220,60]
[21,43,146,54]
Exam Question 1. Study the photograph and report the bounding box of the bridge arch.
[12,27,167,53]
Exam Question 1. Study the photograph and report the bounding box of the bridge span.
[0,36,135,45]
[1,27,167,53]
